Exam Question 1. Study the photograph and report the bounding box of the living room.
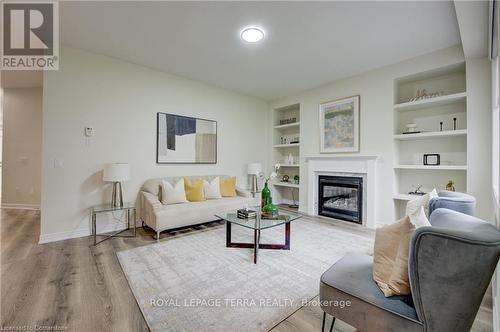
[1,1,499,332]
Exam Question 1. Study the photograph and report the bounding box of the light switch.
[54,158,63,168]
[84,127,95,137]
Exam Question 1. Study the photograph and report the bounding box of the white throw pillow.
[405,189,438,217]
[409,206,431,228]
[161,179,188,205]
[203,177,222,199]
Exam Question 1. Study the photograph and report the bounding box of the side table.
[90,202,137,245]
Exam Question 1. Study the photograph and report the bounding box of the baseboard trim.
[39,221,128,244]
[1,203,40,210]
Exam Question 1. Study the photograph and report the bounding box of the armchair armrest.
[139,191,162,230]
[236,186,253,198]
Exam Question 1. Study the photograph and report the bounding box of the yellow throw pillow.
[184,178,205,202]
[220,176,237,197]
[372,216,414,297]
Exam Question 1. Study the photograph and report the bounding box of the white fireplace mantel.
[305,154,379,229]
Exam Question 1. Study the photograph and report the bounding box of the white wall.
[41,46,268,241]
[467,58,493,221]
[2,87,43,209]
[270,45,493,224]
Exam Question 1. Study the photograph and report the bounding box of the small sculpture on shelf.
[282,174,290,182]
[446,180,455,192]
[408,89,444,102]
[293,175,300,184]
[408,184,425,196]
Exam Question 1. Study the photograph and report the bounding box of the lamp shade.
[247,163,262,175]
[103,163,130,182]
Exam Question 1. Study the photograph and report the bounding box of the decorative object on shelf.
[261,163,280,211]
[403,123,420,134]
[293,175,300,184]
[423,153,440,166]
[439,121,443,131]
[453,117,457,130]
[279,117,297,125]
[280,136,288,144]
[287,153,294,165]
[157,112,217,164]
[408,184,425,196]
[103,163,131,207]
[408,89,444,102]
[446,180,456,192]
[247,163,262,194]
[290,135,300,144]
[320,95,360,153]
[282,174,290,182]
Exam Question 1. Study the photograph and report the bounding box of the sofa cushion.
[406,189,438,217]
[220,176,237,197]
[154,196,254,231]
[204,177,222,199]
[161,179,188,205]
[184,178,206,202]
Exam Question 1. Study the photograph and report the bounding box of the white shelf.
[393,194,421,201]
[394,92,466,112]
[273,182,300,188]
[394,164,468,171]
[279,164,300,167]
[274,122,300,130]
[273,143,300,148]
[394,129,467,141]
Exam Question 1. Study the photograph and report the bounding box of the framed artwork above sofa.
[156,112,217,164]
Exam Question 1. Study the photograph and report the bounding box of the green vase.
[261,181,272,211]
[263,196,279,217]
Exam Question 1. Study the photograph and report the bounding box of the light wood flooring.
[1,209,493,332]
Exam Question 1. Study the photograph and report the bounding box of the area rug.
[117,219,374,332]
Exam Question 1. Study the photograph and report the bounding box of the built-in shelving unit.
[272,103,301,211]
[393,62,468,217]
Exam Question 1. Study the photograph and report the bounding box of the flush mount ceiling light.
[240,27,265,43]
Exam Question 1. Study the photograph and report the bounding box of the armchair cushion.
[320,254,423,332]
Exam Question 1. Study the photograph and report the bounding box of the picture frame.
[156,112,217,164]
[423,153,440,166]
[319,95,360,153]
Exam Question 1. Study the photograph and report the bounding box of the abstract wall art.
[157,113,217,164]
[319,95,360,153]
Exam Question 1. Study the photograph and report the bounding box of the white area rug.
[117,219,373,332]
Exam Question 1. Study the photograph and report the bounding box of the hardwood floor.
[1,209,493,332]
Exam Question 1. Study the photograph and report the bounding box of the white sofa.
[138,175,254,240]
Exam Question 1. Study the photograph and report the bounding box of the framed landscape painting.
[157,113,217,164]
[319,95,360,153]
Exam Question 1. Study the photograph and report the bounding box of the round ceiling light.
[240,27,265,43]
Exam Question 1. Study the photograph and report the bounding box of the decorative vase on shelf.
[261,181,272,211]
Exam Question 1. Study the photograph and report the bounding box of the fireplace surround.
[305,155,378,229]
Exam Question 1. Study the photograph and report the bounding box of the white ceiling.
[60,1,461,100]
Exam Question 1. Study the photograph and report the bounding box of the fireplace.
[318,175,363,224]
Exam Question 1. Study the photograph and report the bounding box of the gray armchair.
[319,193,499,332]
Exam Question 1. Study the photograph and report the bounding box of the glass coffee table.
[215,208,302,264]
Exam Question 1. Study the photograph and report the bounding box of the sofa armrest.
[142,191,162,209]
[139,191,162,231]
[236,186,253,198]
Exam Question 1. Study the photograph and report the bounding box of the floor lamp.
[103,163,130,207]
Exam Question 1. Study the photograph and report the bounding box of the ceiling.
[60,1,461,100]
